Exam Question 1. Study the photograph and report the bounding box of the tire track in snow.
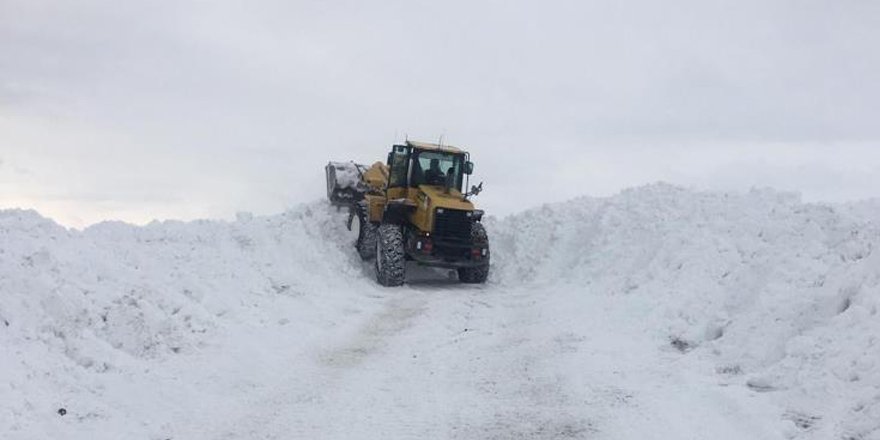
[208,290,432,439]
[439,289,598,439]
[318,294,428,370]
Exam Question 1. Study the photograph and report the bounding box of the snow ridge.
[491,183,880,439]
[0,203,382,437]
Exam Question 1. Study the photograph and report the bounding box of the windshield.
[410,150,464,190]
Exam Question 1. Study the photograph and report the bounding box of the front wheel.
[375,223,406,286]
[458,222,490,284]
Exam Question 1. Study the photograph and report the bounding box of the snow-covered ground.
[2,184,879,439]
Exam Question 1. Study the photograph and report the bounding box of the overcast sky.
[1,0,879,227]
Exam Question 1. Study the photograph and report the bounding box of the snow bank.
[0,203,379,438]
[490,183,880,439]
[2,184,879,439]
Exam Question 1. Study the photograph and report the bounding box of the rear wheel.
[354,202,377,260]
[458,222,490,284]
[375,223,406,286]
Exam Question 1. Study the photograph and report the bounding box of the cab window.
[411,151,463,189]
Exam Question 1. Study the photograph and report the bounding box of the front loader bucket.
[326,161,367,206]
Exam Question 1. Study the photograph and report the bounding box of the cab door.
[386,144,411,199]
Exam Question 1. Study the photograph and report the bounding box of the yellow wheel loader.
[326,140,489,286]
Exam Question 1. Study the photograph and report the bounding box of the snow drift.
[491,184,880,439]
[0,203,386,438]
[2,184,879,439]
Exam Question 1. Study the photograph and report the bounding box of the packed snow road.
[2,184,880,439]
[187,276,781,440]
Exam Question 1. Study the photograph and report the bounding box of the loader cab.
[386,141,471,191]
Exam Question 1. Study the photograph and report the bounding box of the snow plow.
[325,140,489,286]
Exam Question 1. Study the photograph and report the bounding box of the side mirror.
[464,161,474,175]
[387,152,393,166]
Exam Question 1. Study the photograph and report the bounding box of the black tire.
[354,202,377,260]
[375,223,406,286]
[458,222,490,284]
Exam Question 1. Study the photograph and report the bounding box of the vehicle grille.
[433,208,471,243]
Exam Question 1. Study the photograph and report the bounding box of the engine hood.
[417,185,475,211]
